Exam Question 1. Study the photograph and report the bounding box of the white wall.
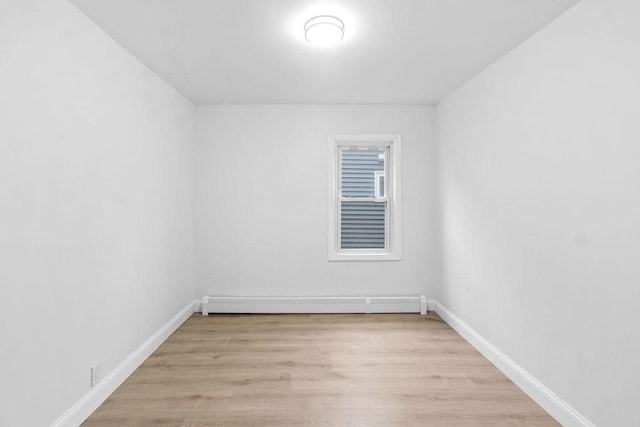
[0,1,195,425]
[196,105,437,298]
[436,0,640,425]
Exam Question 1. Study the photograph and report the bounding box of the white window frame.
[328,134,402,262]
[374,171,385,198]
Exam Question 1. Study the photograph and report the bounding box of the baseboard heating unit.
[201,295,427,315]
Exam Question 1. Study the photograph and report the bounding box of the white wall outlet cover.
[91,362,101,388]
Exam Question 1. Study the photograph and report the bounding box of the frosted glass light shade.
[304,15,344,46]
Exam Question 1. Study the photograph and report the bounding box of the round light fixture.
[304,15,344,46]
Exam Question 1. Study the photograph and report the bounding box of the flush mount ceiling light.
[304,15,344,46]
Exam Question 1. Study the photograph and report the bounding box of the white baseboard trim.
[193,300,202,313]
[51,299,200,427]
[430,300,595,427]
[201,295,428,315]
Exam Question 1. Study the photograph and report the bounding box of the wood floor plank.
[83,313,558,426]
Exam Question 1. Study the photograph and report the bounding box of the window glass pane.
[340,200,385,249]
[341,149,385,197]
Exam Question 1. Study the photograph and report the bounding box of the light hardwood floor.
[84,313,558,426]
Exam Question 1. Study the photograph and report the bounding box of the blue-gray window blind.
[340,149,386,249]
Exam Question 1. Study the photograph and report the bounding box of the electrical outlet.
[91,362,101,388]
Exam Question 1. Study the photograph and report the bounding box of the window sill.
[328,252,402,262]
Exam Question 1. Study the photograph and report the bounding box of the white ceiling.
[69,0,580,105]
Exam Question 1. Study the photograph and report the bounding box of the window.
[328,134,402,261]
[374,171,385,198]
